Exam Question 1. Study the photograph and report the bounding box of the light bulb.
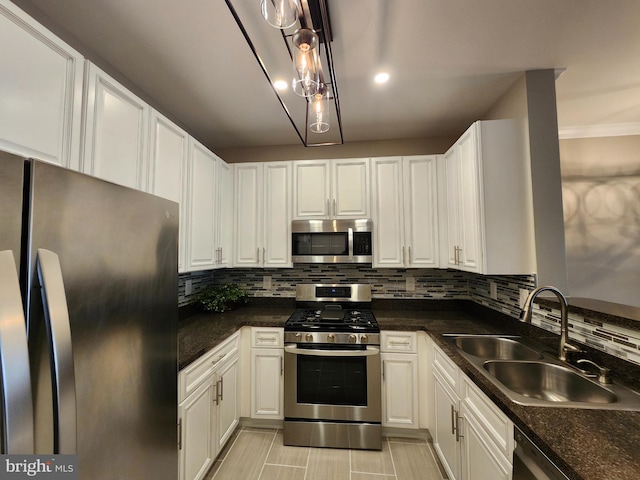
[309,91,329,134]
[261,0,299,29]
[292,29,320,97]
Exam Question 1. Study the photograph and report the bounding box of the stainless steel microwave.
[291,219,373,264]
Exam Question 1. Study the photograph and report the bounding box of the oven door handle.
[284,345,380,357]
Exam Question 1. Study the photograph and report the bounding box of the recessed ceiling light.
[374,72,390,84]
[273,80,289,91]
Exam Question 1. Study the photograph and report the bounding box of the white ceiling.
[11,0,640,150]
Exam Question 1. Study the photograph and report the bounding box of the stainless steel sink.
[483,360,617,404]
[443,334,640,411]
[452,336,543,361]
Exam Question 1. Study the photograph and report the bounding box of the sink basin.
[483,361,618,404]
[452,336,543,361]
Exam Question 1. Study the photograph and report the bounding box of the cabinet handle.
[455,412,463,442]
[178,418,182,450]
[451,405,456,435]
[326,199,330,216]
[263,248,266,266]
[333,198,336,217]
[402,246,406,265]
[257,248,260,263]
[218,377,224,402]
[408,246,412,264]
[258,336,276,343]
[382,360,385,381]
[213,381,219,405]
[280,356,284,376]
[389,340,410,346]
[457,247,463,265]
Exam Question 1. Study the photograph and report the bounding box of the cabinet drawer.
[381,331,417,353]
[179,331,240,402]
[461,375,514,458]
[433,344,459,392]
[251,327,284,348]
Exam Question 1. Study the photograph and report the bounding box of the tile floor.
[205,426,446,480]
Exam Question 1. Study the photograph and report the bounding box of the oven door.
[283,344,381,423]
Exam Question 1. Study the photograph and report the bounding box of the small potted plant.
[195,283,248,313]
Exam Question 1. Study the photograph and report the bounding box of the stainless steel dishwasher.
[512,427,570,480]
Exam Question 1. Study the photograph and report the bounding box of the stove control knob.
[305,333,313,342]
[294,333,302,341]
[360,335,368,344]
[327,334,335,343]
[349,334,357,344]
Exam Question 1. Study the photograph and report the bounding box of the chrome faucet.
[520,286,581,361]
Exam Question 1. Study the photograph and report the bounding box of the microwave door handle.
[0,251,35,454]
[37,249,77,454]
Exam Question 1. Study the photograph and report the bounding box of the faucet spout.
[520,286,578,361]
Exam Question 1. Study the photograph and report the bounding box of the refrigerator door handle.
[36,249,77,454]
[0,250,35,454]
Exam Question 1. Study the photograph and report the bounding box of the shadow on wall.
[561,135,640,307]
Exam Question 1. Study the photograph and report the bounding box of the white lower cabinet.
[432,344,514,480]
[178,333,240,480]
[250,327,284,419]
[381,331,419,428]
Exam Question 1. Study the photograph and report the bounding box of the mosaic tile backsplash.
[179,266,640,365]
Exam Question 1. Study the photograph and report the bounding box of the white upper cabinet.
[82,62,149,190]
[0,0,84,169]
[185,139,230,271]
[372,156,439,268]
[148,109,189,271]
[439,120,536,275]
[233,162,291,268]
[293,158,370,219]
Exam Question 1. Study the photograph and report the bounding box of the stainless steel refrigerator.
[0,151,178,479]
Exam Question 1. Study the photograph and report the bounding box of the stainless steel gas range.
[283,283,382,450]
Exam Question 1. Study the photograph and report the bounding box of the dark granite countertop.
[178,301,640,480]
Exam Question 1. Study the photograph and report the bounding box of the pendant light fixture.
[292,28,321,97]
[309,87,330,133]
[260,0,300,29]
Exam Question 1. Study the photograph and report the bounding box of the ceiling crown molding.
[558,122,640,139]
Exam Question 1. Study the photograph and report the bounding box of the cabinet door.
[148,109,188,272]
[441,147,461,268]
[461,410,512,480]
[179,380,215,480]
[186,140,217,271]
[233,163,262,267]
[0,2,83,170]
[82,62,149,190]
[332,158,370,218]
[372,157,405,267]
[382,353,419,428]
[216,159,233,268]
[264,162,292,267]
[293,160,331,219]
[251,348,284,419]
[433,372,461,480]
[457,125,483,273]
[403,156,439,267]
[215,354,239,453]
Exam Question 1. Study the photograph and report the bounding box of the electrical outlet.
[263,275,272,290]
[489,281,498,300]
[519,289,530,308]
[185,279,192,295]
[406,276,415,292]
